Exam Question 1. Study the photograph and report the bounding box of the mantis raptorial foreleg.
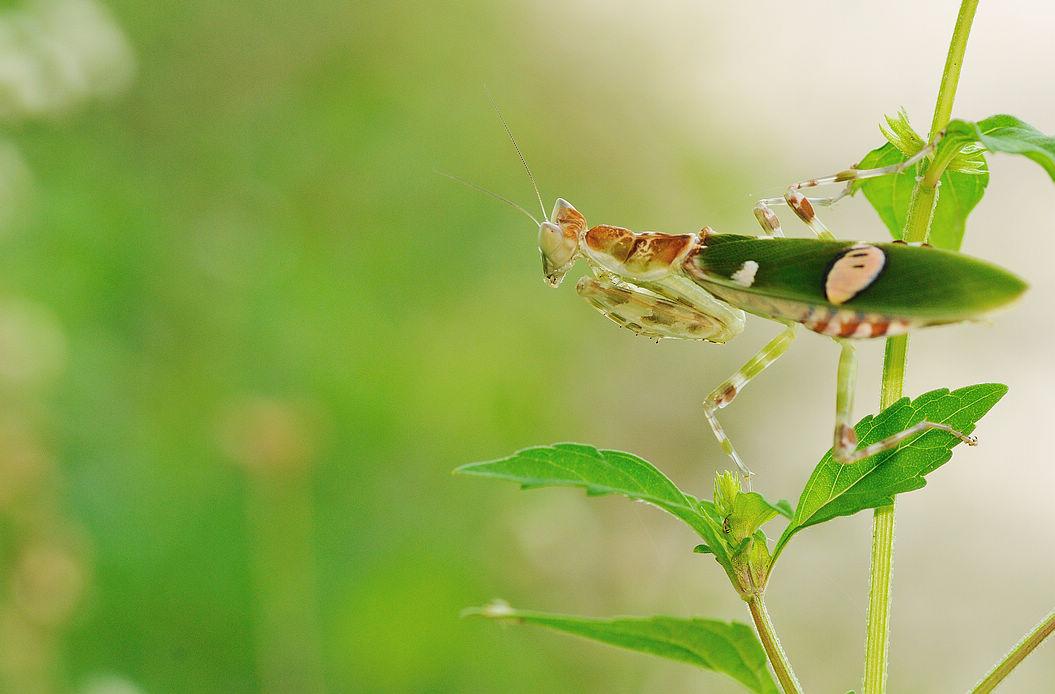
[576,277,739,342]
[703,324,797,479]
[753,138,939,240]
[830,341,976,464]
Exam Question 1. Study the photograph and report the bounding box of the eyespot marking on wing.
[825,244,885,305]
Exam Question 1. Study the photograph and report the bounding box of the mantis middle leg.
[704,323,797,479]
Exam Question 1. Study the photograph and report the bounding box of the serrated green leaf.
[455,444,733,576]
[854,141,988,250]
[466,603,778,694]
[946,115,1055,182]
[773,383,1007,560]
[455,443,706,530]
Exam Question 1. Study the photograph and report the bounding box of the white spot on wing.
[731,260,759,287]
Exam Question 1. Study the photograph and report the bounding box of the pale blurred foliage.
[75,675,144,694]
[0,0,133,235]
[0,1,134,692]
[0,298,66,387]
[217,396,323,476]
[0,303,86,694]
[0,0,133,120]
[0,139,33,236]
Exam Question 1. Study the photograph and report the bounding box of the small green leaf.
[456,444,733,577]
[726,492,780,544]
[931,164,989,251]
[773,383,1007,560]
[693,543,713,554]
[744,532,772,573]
[466,603,779,694]
[773,499,794,519]
[456,443,707,532]
[727,530,774,598]
[854,141,913,237]
[946,115,1055,181]
[879,108,924,157]
[854,141,988,250]
[713,470,741,517]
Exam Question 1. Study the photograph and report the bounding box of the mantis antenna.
[486,86,547,222]
[435,169,540,226]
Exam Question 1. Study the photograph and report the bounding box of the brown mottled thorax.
[554,203,587,237]
[584,225,700,280]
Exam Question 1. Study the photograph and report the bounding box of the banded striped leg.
[704,324,797,479]
[754,137,941,240]
[831,341,977,464]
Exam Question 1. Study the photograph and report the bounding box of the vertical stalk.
[222,397,328,694]
[747,596,803,694]
[928,0,980,141]
[248,468,328,694]
[861,2,979,693]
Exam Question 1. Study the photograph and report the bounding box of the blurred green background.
[0,1,1053,692]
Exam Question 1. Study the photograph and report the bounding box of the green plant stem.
[929,0,979,140]
[902,0,979,245]
[862,2,978,693]
[969,608,1055,694]
[747,596,802,694]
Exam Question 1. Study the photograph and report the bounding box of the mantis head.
[478,93,586,288]
[539,198,586,288]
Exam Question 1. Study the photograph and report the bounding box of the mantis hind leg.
[703,324,797,480]
[831,340,977,464]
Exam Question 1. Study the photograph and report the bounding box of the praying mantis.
[471,114,1027,480]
